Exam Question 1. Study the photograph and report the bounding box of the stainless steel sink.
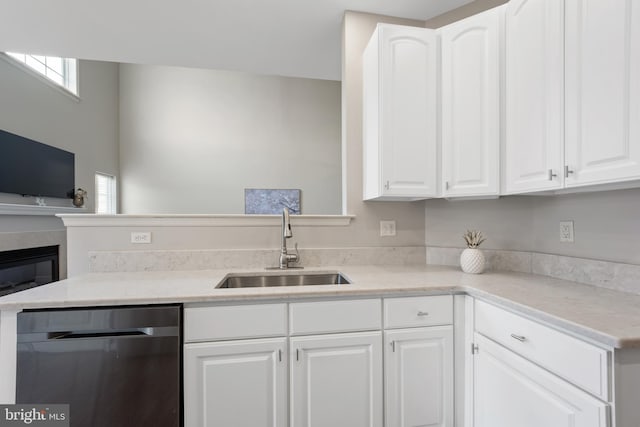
[216,272,351,288]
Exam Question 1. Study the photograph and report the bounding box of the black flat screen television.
[0,129,75,199]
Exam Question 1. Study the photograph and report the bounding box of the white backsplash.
[427,247,532,273]
[88,244,640,295]
[427,246,640,295]
[89,246,427,273]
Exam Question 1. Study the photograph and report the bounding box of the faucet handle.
[294,242,301,264]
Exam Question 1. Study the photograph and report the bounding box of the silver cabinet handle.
[391,341,396,352]
[564,165,574,178]
[548,169,557,181]
[417,311,429,317]
[510,333,527,342]
[384,181,390,190]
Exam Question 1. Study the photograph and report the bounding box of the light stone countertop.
[1,264,640,349]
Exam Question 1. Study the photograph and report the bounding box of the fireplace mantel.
[0,203,86,216]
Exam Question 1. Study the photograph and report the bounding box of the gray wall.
[425,196,534,252]
[425,189,640,265]
[424,0,508,28]
[0,57,119,278]
[530,189,640,264]
[63,11,432,276]
[339,11,427,247]
[0,57,120,212]
[118,64,342,214]
[422,0,640,266]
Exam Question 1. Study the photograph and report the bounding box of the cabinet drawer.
[384,295,453,329]
[475,300,610,400]
[289,299,381,335]
[184,303,286,342]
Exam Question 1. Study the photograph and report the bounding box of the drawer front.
[384,295,453,329]
[184,303,287,342]
[289,299,381,335]
[475,300,610,400]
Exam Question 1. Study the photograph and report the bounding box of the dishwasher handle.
[50,329,147,340]
[48,326,179,340]
[18,326,180,343]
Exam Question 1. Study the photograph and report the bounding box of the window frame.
[95,172,117,215]
[0,52,80,100]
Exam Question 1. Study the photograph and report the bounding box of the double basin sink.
[216,271,351,288]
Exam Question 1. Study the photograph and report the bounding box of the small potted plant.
[460,230,486,274]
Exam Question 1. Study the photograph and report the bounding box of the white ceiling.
[0,0,473,81]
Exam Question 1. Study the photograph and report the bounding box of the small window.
[95,173,117,214]
[5,52,78,96]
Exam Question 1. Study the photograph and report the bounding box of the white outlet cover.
[559,221,574,243]
[131,231,152,244]
[380,220,396,237]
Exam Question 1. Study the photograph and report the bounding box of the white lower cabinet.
[184,337,288,427]
[290,331,383,427]
[184,300,383,427]
[384,326,453,427]
[184,296,618,427]
[472,299,612,427]
[184,297,456,427]
[473,333,609,427]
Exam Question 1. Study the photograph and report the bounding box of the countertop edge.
[1,266,638,349]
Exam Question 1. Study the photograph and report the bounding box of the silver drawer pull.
[510,334,527,342]
[417,311,429,317]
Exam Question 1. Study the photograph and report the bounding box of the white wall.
[119,64,342,214]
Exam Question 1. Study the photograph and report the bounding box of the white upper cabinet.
[363,24,439,201]
[503,0,565,194]
[565,0,640,187]
[440,6,504,198]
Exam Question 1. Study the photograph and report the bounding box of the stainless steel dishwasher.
[16,305,181,427]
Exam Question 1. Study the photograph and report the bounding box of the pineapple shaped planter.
[460,230,486,274]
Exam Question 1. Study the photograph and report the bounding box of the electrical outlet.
[380,220,396,237]
[131,231,152,244]
[559,221,574,243]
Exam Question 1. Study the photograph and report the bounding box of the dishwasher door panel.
[16,306,181,427]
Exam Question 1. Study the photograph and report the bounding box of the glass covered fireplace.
[0,246,59,297]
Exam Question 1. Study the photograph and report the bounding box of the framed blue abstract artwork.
[244,189,301,214]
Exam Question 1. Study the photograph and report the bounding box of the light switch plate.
[559,221,574,243]
[380,220,396,237]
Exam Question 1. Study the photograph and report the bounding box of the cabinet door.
[184,338,287,427]
[565,0,640,187]
[504,0,564,194]
[290,331,383,427]
[363,24,438,200]
[385,326,453,427]
[473,333,609,427]
[440,6,503,197]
